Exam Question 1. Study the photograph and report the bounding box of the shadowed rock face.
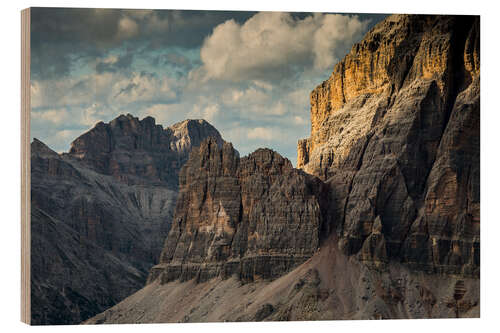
[30,206,145,325]
[67,114,223,187]
[30,115,223,325]
[85,238,479,325]
[149,138,330,284]
[297,14,479,277]
[74,14,481,324]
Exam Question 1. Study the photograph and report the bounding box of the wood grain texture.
[21,7,31,325]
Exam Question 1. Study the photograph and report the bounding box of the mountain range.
[31,116,223,324]
[30,13,479,324]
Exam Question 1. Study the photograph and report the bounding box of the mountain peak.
[31,138,59,159]
[66,114,223,185]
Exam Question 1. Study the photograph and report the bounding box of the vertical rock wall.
[297,15,479,276]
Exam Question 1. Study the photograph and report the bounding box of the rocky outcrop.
[86,238,479,324]
[30,115,223,324]
[297,14,479,277]
[148,138,329,284]
[31,206,144,325]
[67,114,223,187]
[86,14,480,324]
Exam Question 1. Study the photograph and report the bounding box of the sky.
[30,8,386,164]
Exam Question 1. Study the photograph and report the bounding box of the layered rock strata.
[85,14,480,324]
[68,114,223,187]
[86,237,479,324]
[30,115,223,324]
[148,138,329,284]
[297,14,479,277]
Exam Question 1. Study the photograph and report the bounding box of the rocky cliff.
[86,14,479,324]
[30,115,223,324]
[297,14,479,277]
[67,114,223,187]
[148,138,329,284]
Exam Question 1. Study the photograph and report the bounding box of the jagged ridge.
[31,115,224,324]
[85,14,480,323]
[148,138,329,284]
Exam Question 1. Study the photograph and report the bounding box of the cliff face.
[30,115,223,324]
[86,238,479,324]
[67,114,223,187]
[31,206,144,325]
[87,14,480,324]
[297,14,479,277]
[148,138,329,284]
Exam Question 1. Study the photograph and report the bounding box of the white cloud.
[247,127,274,141]
[31,78,93,108]
[312,14,368,69]
[31,108,70,125]
[138,103,172,124]
[81,103,109,127]
[188,103,220,122]
[30,11,375,163]
[221,86,270,107]
[252,80,273,91]
[293,116,308,125]
[55,129,84,142]
[268,102,287,116]
[111,72,179,104]
[117,16,139,39]
[31,71,181,110]
[198,12,369,82]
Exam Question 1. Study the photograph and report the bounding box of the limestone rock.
[30,115,223,324]
[31,207,144,325]
[297,14,479,276]
[85,14,480,324]
[149,138,329,284]
[68,114,223,187]
[85,239,479,324]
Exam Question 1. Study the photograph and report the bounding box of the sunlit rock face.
[297,14,479,277]
[85,15,480,325]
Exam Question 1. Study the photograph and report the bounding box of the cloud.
[198,12,369,82]
[111,72,180,104]
[188,103,220,122]
[96,53,134,73]
[32,70,181,110]
[117,16,139,39]
[221,85,271,107]
[31,108,70,125]
[312,14,368,69]
[150,51,197,75]
[247,127,275,140]
[293,116,308,125]
[30,8,256,79]
[29,8,385,163]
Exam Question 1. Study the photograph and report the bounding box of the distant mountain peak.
[31,138,59,159]
[65,114,223,186]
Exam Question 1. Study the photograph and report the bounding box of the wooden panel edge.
[21,7,31,325]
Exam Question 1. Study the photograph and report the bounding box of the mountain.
[85,14,479,323]
[148,138,329,284]
[297,14,479,276]
[30,115,223,324]
[67,114,223,187]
